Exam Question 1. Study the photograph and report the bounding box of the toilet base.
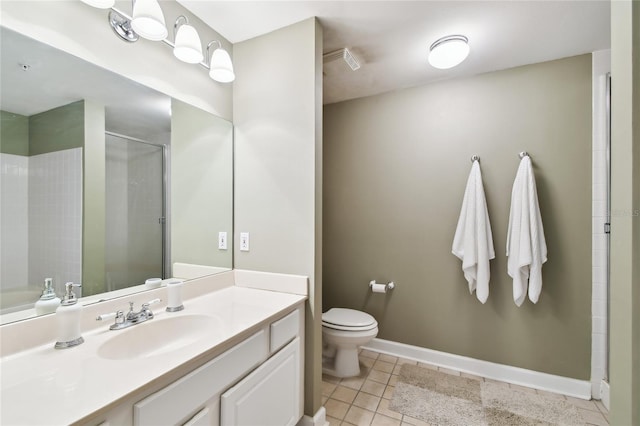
[321,347,361,378]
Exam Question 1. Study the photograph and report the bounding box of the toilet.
[322,308,378,378]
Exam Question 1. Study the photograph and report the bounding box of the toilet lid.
[322,308,377,328]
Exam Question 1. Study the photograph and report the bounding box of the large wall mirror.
[0,27,233,324]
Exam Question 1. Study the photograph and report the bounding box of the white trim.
[363,338,592,400]
[599,380,610,410]
[296,407,326,426]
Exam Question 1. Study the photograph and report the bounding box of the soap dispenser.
[34,278,61,315]
[54,282,84,349]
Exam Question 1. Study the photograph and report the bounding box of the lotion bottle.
[34,278,61,315]
[54,282,84,349]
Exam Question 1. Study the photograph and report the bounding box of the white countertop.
[0,282,306,425]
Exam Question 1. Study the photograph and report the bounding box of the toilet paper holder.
[369,280,395,292]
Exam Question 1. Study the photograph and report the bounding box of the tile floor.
[322,349,610,426]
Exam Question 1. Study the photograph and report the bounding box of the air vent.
[323,48,360,71]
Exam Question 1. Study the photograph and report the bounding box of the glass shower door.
[105,133,165,291]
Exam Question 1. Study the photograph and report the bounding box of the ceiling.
[0,27,171,141]
[178,0,611,104]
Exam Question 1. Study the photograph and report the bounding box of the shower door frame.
[105,131,169,282]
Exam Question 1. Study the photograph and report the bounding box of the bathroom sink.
[97,314,220,360]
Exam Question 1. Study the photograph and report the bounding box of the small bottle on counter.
[166,279,184,312]
[54,282,84,349]
[34,278,61,315]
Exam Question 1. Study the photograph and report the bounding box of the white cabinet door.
[221,337,302,426]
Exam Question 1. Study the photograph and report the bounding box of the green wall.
[323,54,592,380]
[0,110,29,155]
[29,101,83,155]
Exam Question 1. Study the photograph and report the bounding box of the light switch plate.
[218,232,227,250]
[240,232,250,251]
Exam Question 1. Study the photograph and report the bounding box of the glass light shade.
[174,24,204,64]
[131,0,168,41]
[428,36,470,69]
[80,0,115,8]
[209,48,235,83]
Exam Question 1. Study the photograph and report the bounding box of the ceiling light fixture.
[79,1,235,84]
[173,16,204,64]
[207,41,235,83]
[428,35,470,69]
[131,0,168,41]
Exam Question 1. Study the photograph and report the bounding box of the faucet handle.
[142,298,162,309]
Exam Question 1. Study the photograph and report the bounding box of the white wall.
[233,17,323,417]
[0,0,232,121]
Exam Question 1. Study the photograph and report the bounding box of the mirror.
[0,27,233,324]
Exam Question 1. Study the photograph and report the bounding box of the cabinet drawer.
[134,330,267,426]
[270,308,299,353]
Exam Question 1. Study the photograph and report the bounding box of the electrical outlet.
[240,232,250,251]
[218,232,227,250]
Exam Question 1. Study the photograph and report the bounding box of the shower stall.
[105,132,166,291]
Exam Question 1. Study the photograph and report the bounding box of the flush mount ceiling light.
[80,0,115,9]
[428,35,470,69]
[131,0,168,41]
[173,16,204,64]
[207,41,235,83]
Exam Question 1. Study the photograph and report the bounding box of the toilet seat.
[322,308,377,331]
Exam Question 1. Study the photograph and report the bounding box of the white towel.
[506,156,548,306]
[452,161,495,304]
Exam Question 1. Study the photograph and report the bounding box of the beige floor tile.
[594,400,610,419]
[353,391,381,411]
[322,395,329,405]
[578,407,609,426]
[323,380,338,396]
[460,372,483,381]
[361,379,386,397]
[509,383,537,394]
[536,389,567,401]
[378,354,399,364]
[388,375,398,386]
[373,360,395,374]
[325,398,351,420]
[437,366,461,376]
[483,377,510,387]
[332,385,359,404]
[344,405,376,426]
[326,415,343,426]
[368,370,392,384]
[401,415,431,426]
[376,398,403,420]
[324,374,342,384]
[392,364,403,375]
[341,376,366,390]
[383,385,395,399]
[371,413,402,426]
[361,349,380,360]
[566,396,600,411]
[417,362,437,370]
[361,357,376,369]
[397,358,417,366]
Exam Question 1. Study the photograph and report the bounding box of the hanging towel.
[506,156,548,306]
[452,161,495,304]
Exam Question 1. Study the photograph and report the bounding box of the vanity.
[0,270,307,426]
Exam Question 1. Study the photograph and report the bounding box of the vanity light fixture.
[207,41,235,83]
[173,16,204,64]
[131,0,168,41]
[428,35,470,69]
[80,0,235,84]
[80,0,115,9]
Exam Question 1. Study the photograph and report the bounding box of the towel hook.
[519,151,529,159]
[471,155,480,163]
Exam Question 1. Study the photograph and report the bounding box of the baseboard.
[363,338,592,400]
[599,380,610,410]
[296,407,326,426]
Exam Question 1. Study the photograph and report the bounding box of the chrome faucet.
[97,298,161,330]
